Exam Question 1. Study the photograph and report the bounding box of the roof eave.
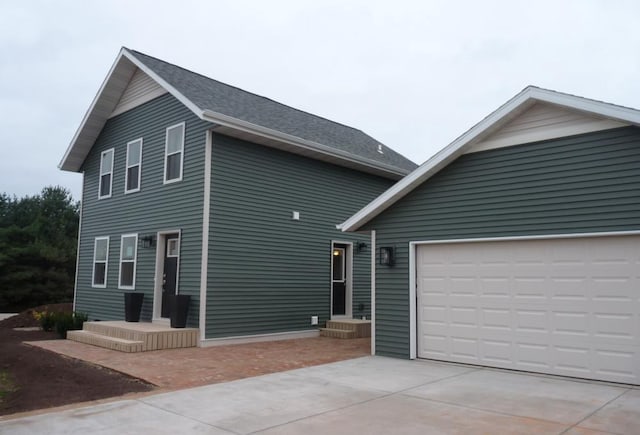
[202,110,411,179]
[339,85,640,232]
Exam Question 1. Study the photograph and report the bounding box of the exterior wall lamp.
[140,235,156,249]
[379,246,395,266]
[356,242,367,253]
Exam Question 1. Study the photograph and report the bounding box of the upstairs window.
[164,122,185,183]
[92,236,109,287]
[125,138,143,193]
[119,234,138,289]
[99,149,114,199]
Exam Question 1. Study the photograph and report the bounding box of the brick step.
[67,330,144,353]
[319,328,356,339]
[325,320,371,338]
[84,322,145,341]
[69,321,199,352]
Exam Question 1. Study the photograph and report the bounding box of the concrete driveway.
[1,356,638,434]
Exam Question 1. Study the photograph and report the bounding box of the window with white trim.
[99,149,114,198]
[118,234,138,289]
[164,123,184,183]
[125,138,142,193]
[92,236,109,287]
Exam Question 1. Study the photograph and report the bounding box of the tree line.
[0,186,79,312]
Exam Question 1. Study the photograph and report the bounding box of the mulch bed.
[0,304,153,417]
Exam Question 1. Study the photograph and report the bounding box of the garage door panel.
[417,235,640,384]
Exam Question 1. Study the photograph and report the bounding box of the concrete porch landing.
[67,321,198,353]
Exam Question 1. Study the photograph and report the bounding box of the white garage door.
[417,235,640,384]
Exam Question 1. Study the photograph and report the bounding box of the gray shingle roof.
[128,50,417,173]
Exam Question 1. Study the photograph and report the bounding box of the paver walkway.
[29,336,369,390]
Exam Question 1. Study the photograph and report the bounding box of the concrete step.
[67,330,144,353]
[319,328,356,339]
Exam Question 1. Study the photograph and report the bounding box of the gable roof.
[59,48,417,178]
[339,86,640,231]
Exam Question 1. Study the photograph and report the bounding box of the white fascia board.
[202,110,409,178]
[339,86,640,232]
[59,48,129,170]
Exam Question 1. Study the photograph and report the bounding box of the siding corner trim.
[199,130,213,341]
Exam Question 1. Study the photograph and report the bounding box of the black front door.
[332,245,346,316]
[161,234,180,318]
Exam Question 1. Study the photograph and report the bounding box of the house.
[340,86,640,384]
[59,48,416,346]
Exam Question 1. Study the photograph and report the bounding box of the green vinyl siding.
[365,126,640,358]
[75,93,210,326]
[206,134,393,338]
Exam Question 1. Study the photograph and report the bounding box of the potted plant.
[170,294,190,328]
[124,292,144,322]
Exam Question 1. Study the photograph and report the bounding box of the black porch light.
[140,234,156,249]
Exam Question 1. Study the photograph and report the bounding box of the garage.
[339,87,640,384]
[415,235,640,384]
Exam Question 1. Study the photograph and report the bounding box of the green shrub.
[34,310,88,338]
[53,311,88,339]
[72,311,88,330]
[54,313,74,339]
[33,310,56,331]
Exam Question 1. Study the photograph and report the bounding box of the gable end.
[468,102,629,153]
[110,68,168,118]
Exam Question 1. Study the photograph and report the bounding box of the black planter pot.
[170,294,191,328]
[124,292,144,322]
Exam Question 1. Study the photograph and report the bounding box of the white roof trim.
[339,86,640,232]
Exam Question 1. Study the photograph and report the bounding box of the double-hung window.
[125,138,143,193]
[99,149,114,199]
[164,122,185,183]
[118,234,138,289]
[92,237,109,287]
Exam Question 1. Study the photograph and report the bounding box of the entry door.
[161,234,180,318]
[332,245,347,316]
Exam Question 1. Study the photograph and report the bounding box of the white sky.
[1,0,639,200]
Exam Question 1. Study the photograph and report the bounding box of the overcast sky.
[1,0,639,200]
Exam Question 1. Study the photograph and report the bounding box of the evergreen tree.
[0,186,79,311]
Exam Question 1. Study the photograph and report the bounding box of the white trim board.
[409,230,640,246]
[72,173,84,311]
[330,240,353,319]
[199,130,212,341]
[152,229,182,321]
[370,230,376,356]
[200,329,319,347]
[339,86,640,232]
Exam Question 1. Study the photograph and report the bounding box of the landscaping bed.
[0,304,153,417]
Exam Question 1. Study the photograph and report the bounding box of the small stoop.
[319,319,371,339]
[67,321,199,353]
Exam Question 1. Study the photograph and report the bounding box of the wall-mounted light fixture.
[379,246,395,266]
[140,235,156,249]
[356,242,367,253]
